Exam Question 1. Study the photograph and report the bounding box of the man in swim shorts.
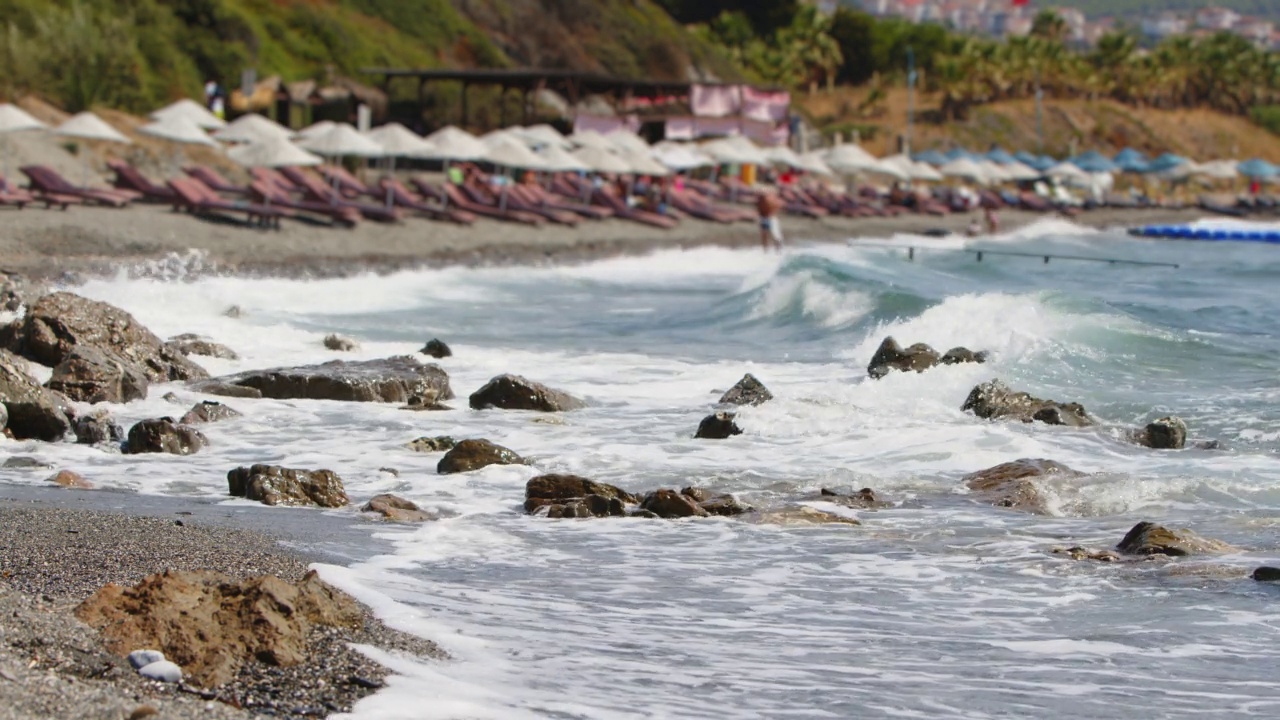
[757,192,784,252]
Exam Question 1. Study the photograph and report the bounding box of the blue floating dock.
[1130,225,1280,243]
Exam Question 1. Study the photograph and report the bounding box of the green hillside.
[0,0,739,114]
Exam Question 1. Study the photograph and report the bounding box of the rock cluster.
[962,379,1093,426]
[523,475,750,520]
[867,337,987,379]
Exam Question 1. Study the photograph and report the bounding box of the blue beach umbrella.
[1144,153,1187,174]
[1014,152,1057,171]
[1070,150,1118,173]
[912,149,948,166]
[1238,158,1278,179]
[943,147,976,161]
[1114,147,1148,164]
[985,147,1018,165]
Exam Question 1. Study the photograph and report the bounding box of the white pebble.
[127,649,166,670]
[138,660,183,683]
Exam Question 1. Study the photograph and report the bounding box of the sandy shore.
[0,486,445,720]
[0,201,1211,281]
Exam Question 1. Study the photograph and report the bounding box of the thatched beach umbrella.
[536,144,589,173]
[139,115,219,176]
[226,136,322,168]
[150,99,226,130]
[484,137,549,211]
[0,103,47,185]
[298,123,385,198]
[214,114,295,144]
[55,112,131,187]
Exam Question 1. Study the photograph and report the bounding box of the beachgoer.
[447,165,464,185]
[211,95,225,121]
[756,192,784,252]
[984,206,1000,234]
[204,80,219,108]
[966,217,982,237]
[673,173,686,193]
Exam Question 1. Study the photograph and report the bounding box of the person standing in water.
[984,206,1000,234]
[757,192,784,252]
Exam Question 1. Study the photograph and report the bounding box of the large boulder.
[696,412,742,439]
[179,400,242,425]
[75,569,363,688]
[963,458,1081,514]
[361,494,435,522]
[213,356,453,403]
[123,418,207,455]
[437,439,523,474]
[0,348,71,441]
[46,345,149,403]
[1116,521,1234,557]
[961,380,1093,427]
[641,489,709,518]
[524,474,638,515]
[719,373,773,406]
[166,334,238,360]
[1131,416,1188,450]
[469,374,586,412]
[227,464,349,507]
[73,408,124,445]
[10,292,207,381]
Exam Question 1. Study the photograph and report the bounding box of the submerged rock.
[166,334,238,360]
[123,418,207,456]
[399,392,451,411]
[718,373,773,406]
[819,487,891,509]
[437,439,523,474]
[0,348,71,441]
[940,347,988,365]
[962,380,1093,427]
[420,339,452,358]
[1252,567,1280,582]
[74,409,124,445]
[1051,546,1120,562]
[695,412,742,439]
[1116,521,1234,557]
[179,401,242,425]
[962,458,1081,514]
[469,374,586,412]
[214,356,453,403]
[751,506,862,526]
[9,292,207,382]
[323,334,359,352]
[362,494,435,522]
[227,464,349,507]
[76,569,363,688]
[407,436,456,453]
[46,345,150,404]
[1131,416,1188,450]
[47,469,92,489]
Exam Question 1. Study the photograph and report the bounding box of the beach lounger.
[109,160,177,203]
[2,174,77,210]
[169,177,291,229]
[249,180,361,227]
[515,183,613,220]
[438,183,543,226]
[466,183,579,226]
[184,166,250,196]
[591,188,678,229]
[668,189,748,223]
[319,165,379,199]
[277,167,403,223]
[378,178,476,225]
[21,165,134,208]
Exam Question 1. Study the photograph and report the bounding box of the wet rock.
[698,494,752,516]
[324,334,359,352]
[641,489,709,518]
[525,474,637,508]
[46,345,150,403]
[1116,522,1234,557]
[538,494,627,519]
[0,271,33,312]
[3,456,51,469]
[1132,416,1188,450]
[437,439,523,474]
[123,418,208,456]
[1252,567,1280,582]
[162,391,181,403]
[420,339,452,358]
[963,458,1081,514]
[166,334,238,360]
[47,469,92,489]
[961,380,1094,427]
[469,374,586,412]
[227,464,349,507]
[941,347,989,365]
[0,348,71,441]
[398,392,451,411]
[819,487,890,509]
[179,401,241,425]
[867,337,941,379]
[0,400,6,433]
[74,409,125,445]
[407,436,456,453]
[76,569,364,688]
[718,373,773,406]
[1051,546,1120,562]
[362,494,435,522]
[752,506,862,525]
[215,356,453,403]
[186,380,263,399]
[681,486,713,503]
[8,292,207,382]
[695,411,742,439]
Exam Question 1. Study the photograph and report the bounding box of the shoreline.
[0,486,444,720]
[0,204,1214,283]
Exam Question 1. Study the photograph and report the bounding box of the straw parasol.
[296,120,337,142]
[654,144,714,172]
[536,144,589,173]
[365,123,434,158]
[485,137,549,210]
[938,157,991,184]
[150,99,226,130]
[520,124,571,150]
[0,103,47,184]
[422,126,488,162]
[568,129,615,150]
[572,145,631,174]
[139,116,217,147]
[213,114,295,144]
[227,136,322,168]
[824,144,879,174]
[55,112,131,187]
[616,147,669,177]
[606,129,650,154]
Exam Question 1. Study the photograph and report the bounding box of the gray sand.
[0,492,445,720]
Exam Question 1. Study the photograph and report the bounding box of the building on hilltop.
[1195,7,1242,31]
